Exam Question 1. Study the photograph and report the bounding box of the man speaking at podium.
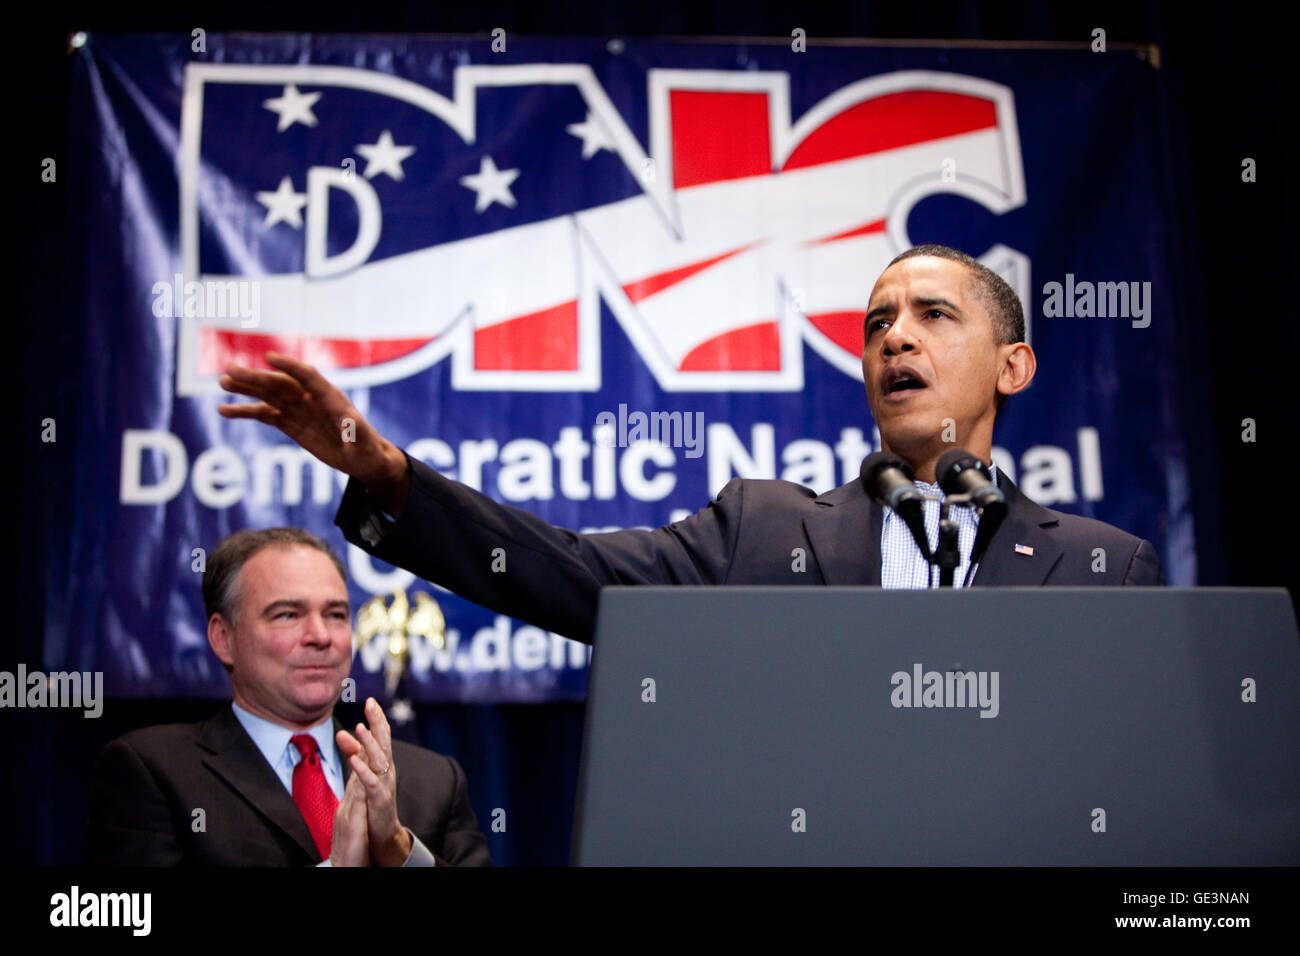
[219,245,1164,643]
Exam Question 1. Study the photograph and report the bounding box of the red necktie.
[290,734,339,859]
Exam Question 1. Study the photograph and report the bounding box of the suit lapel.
[803,479,882,585]
[197,706,322,862]
[970,474,1063,585]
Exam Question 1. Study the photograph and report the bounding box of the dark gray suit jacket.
[85,705,491,866]
[336,454,1165,645]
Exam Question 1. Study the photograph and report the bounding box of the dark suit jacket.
[85,705,491,866]
[335,453,1165,645]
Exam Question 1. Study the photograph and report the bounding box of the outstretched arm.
[221,354,744,643]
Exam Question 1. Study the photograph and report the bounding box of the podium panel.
[572,588,1300,865]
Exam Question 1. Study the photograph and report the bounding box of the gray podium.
[571,588,1300,865]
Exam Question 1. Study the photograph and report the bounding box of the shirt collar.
[909,459,999,494]
[230,701,339,777]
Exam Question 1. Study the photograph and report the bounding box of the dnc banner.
[55,33,1192,701]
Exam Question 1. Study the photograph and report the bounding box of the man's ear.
[208,613,236,669]
[996,342,1036,399]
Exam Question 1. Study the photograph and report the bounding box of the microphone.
[936,449,1006,511]
[936,449,1008,586]
[860,452,931,562]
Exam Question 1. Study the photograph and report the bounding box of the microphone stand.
[883,459,1003,588]
[929,491,975,588]
[935,501,961,588]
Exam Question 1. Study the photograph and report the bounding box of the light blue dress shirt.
[231,701,344,799]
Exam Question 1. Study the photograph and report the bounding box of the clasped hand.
[327,697,413,867]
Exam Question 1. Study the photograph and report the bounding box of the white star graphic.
[263,84,321,132]
[255,176,308,228]
[388,698,415,725]
[356,130,416,181]
[459,156,520,213]
[566,112,616,159]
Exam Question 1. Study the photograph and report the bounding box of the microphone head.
[861,451,930,560]
[860,451,920,510]
[860,451,914,488]
[936,449,988,496]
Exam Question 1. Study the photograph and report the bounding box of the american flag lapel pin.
[1014,543,1035,556]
